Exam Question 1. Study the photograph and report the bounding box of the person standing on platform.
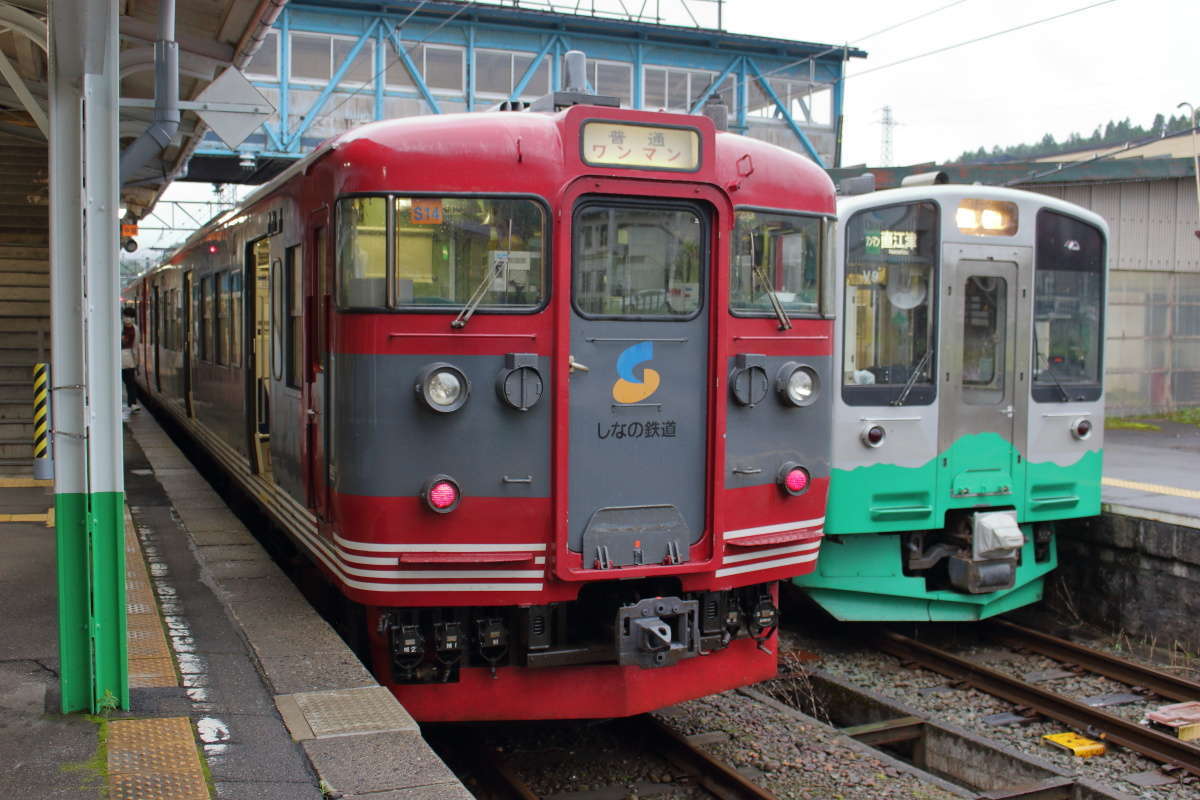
[121,306,140,416]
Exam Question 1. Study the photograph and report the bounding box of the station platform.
[0,412,472,800]
[1102,421,1200,524]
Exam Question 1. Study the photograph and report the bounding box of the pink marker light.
[784,468,808,494]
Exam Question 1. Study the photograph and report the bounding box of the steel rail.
[872,630,1200,778]
[616,715,782,800]
[986,620,1200,703]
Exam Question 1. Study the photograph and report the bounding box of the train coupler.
[616,596,699,669]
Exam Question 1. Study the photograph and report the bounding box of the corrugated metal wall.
[1031,178,1200,414]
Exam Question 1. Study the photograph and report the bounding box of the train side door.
[183,270,194,416]
[566,198,710,569]
[304,211,331,520]
[939,259,1019,497]
[247,238,272,476]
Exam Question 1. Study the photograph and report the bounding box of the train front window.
[842,201,938,406]
[1032,210,1105,402]
[572,204,703,318]
[730,210,822,317]
[394,197,545,310]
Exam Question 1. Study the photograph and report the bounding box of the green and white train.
[793,183,1108,621]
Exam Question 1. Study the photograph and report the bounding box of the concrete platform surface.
[1102,421,1200,522]
[0,410,473,800]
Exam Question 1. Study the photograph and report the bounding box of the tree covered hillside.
[953,112,1195,164]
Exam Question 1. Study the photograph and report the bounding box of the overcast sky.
[724,0,1197,167]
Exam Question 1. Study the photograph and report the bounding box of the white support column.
[48,4,84,500]
[82,2,123,496]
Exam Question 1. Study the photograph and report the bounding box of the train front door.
[566,198,710,570]
[304,213,330,520]
[939,259,1020,497]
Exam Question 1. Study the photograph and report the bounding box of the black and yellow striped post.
[32,363,52,480]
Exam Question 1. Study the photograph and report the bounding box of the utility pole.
[879,105,898,166]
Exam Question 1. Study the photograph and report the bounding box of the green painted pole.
[50,0,128,713]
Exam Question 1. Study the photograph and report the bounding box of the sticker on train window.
[581,122,700,170]
[409,198,444,225]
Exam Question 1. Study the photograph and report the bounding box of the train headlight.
[1070,417,1093,440]
[416,363,470,413]
[956,199,1018,237]
[422,474,461,513]
[777,462,810,496]
[777,362,819,407]
[861,424,886,448]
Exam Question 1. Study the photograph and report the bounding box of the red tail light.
[422,475,461,513]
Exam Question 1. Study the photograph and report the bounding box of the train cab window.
[842,201,938,406]
[394,196,545,310]
[573,203,702,318]
[336,197,387,309]
[1032,210,1105,402]
[730,210,822,317]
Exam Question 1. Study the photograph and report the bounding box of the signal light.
[421,475,461,513]
[777,462,810,496]
[1071,418,1093,440]
[861,424,886,448]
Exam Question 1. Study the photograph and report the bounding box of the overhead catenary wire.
[848,0,1119,80]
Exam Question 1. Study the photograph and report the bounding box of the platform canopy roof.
[0,0,284,219]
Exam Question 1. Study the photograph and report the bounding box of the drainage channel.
[758,670,1134,800]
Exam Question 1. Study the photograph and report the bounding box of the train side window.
[1032,210,1105,403]
[192,278,202,360]
[336,197,387,309]
[314,226,327,372]
[285,245,302,389]
[730,209,823,318]
[229,271,243,368]
[215,271,229,365]
[841,201,939,407]
[200,275,213,362]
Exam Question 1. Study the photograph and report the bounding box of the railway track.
[982,619,1200,702]
[871,627,1200,779]
[467,714,781,800]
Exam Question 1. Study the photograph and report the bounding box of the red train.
[131,67,835,721]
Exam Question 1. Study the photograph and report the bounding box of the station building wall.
[1031,178,1200,415]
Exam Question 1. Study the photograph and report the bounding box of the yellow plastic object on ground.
[1042,732,1106,757]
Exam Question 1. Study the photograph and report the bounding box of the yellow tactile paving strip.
[1103,476,1200,501]
[107,717,210,800]
[0,477,51,488]
[125,506,177,688]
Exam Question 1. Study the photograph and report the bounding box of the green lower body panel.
[793,530,1057,622]
[56,491,128,713]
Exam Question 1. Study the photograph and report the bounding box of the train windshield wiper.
[892,347,933,407]
[748,233,792,331]
[1033,329,1071,401]
[452,219,512,329]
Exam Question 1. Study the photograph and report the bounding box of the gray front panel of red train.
[331,353,551,499]
[567,319,709,569]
